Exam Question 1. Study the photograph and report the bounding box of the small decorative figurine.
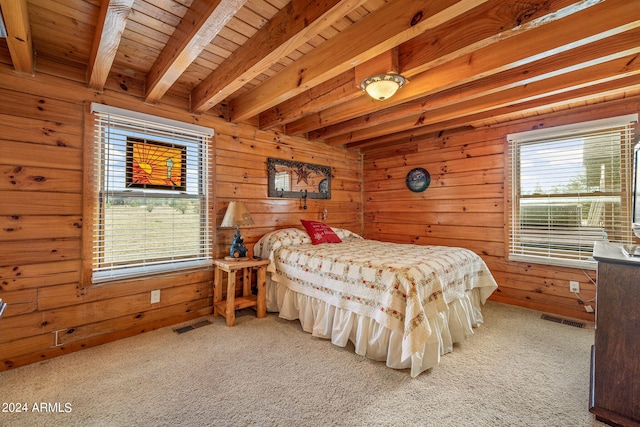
[229,229,248,259]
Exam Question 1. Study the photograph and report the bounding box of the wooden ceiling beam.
[0,0,34,74]
[191,0,367,114]
[346,85,640,151]
[229,0,491,122]
[145,0,248,104]
[286,0,639,136]
[348,77,640,151]
[259,50,404,130]
[353,49,399,86]
[87,0,134,91]
[260,0,574,131]
[396,0,579,77]
[258,70,358,131]
[334,57,640,147]
[312,27,640,141]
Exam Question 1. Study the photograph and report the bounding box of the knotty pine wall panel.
[362,97,640,321]
[0,63,362,371]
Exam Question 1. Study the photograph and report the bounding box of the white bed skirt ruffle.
[266,280,486,378]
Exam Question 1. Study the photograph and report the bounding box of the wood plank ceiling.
[1,0,639,151]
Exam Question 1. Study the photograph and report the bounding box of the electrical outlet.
[570,281,580,293]
[150,289,161,304]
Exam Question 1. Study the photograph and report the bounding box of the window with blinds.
[90,103,213,283]
[507,114,637,269]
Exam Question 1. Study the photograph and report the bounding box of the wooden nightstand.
[213,258,270,326]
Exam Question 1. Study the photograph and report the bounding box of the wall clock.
[406,167,430,192]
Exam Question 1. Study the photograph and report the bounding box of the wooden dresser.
[591,241,640,427]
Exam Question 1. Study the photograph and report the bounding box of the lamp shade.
[360,73,406,101]
[220,201,254,228]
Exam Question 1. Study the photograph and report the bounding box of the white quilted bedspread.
[255,228,498,361]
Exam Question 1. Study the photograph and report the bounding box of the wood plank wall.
[361,97,640,321]
[215,126,362,258]
[0,63,361,372]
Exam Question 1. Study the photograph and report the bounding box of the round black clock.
[406,167,430,192]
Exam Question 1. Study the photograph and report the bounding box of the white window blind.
[507,114,637,269]
[90,103,213,283]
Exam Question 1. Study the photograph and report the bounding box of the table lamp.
[220,201,254,260]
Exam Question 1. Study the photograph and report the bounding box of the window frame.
[82,103,214,287]
[507,114,637,270]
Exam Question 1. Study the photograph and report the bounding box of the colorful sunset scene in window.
[127,138,187,191]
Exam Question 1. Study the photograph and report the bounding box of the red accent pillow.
[301,220,342,245]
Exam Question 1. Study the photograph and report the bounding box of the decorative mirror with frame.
[268,157,331,199]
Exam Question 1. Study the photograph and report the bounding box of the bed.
[254,224,498,377]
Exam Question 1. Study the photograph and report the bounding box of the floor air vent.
[173,319,212,334]
[541,314,585,329]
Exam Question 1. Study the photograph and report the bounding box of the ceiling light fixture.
[360,73,406,101]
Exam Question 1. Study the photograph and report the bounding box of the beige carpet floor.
[0,301,606,427]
